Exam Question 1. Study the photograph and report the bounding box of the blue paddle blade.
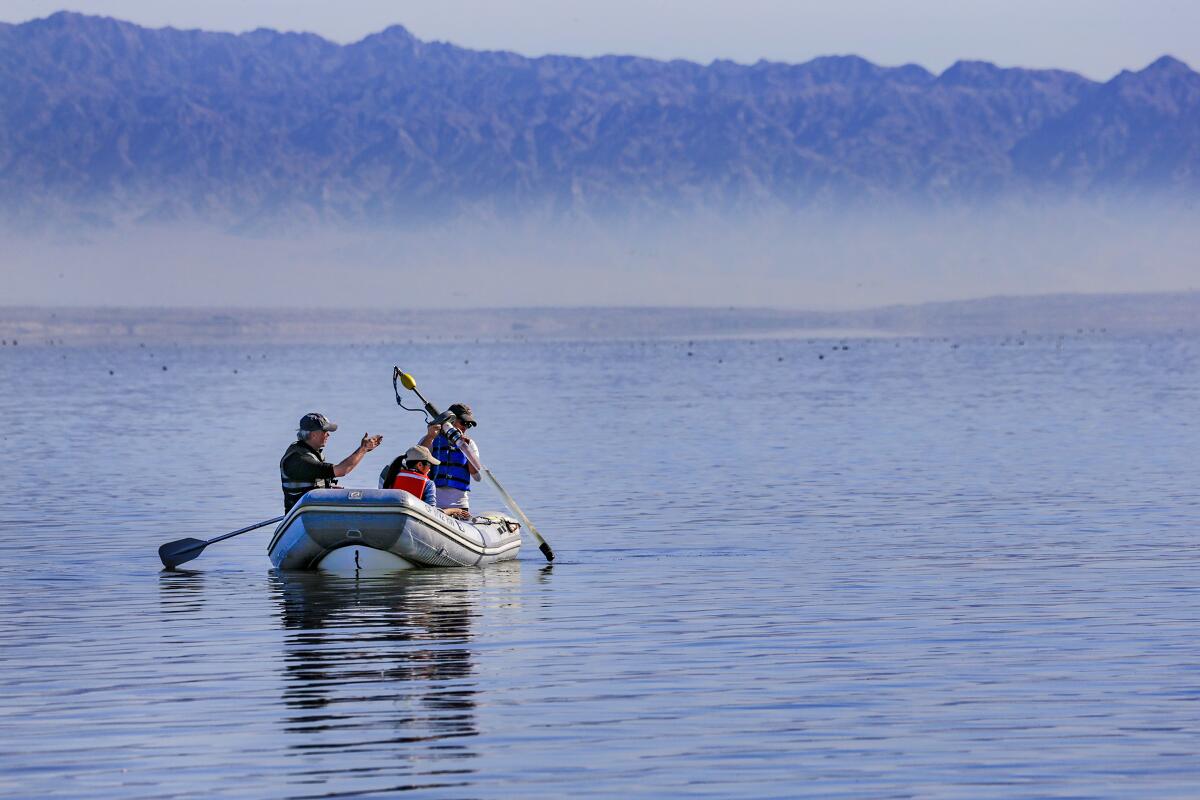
[159,537,207,570]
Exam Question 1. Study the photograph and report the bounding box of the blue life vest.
[430,434,472,492]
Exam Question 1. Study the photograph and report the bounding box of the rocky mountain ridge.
[1,12,1196,227]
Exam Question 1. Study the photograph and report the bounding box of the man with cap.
[418,403,480,520]
[279,413,383,513]
[378,445,440,506]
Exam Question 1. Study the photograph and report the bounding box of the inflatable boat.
[268,488,522,572]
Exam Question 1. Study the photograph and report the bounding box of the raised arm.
[332,433,382,477]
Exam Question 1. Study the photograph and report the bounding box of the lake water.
[1,332,1198,798]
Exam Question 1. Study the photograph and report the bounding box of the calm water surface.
[1,333,1198,798]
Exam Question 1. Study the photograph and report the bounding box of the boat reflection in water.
[270,566,519,792]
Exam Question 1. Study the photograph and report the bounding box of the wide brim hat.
[405,445,441,465]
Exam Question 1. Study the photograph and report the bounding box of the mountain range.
[1,12,1197,228]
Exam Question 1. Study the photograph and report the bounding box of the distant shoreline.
[2,291,1197,347]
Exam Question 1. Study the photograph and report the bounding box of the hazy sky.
[3,0,1197,79]
[6,202,1199,309]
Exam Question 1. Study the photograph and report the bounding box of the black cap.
[448,403,475,426]
[299,412,338,432]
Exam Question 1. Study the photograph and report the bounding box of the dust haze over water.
[5,197,1199,310]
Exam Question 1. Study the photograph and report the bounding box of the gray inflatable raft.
[268,488,522,571]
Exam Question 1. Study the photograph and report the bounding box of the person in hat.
[418,402,480,520]
[279,412,382,512]
[378,445,440,506]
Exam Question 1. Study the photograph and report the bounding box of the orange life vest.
[389,469,431,500]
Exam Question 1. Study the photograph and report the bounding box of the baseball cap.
[299,412,338,432]
[448,403,476,426]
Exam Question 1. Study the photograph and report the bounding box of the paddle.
[158,515,285,570]
[394,368,556,562]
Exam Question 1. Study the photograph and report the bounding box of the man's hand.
[426,423,441,438]
[334,434,382,478]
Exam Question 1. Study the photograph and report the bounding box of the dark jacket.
[280,440,336,512]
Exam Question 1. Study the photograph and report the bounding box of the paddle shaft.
[206,515,285,546]
[159,515,284,569]
[480,467,555,562]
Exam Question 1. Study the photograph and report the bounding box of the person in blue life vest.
[280,413,383,512]
[378,445,439,506]
[418,402,480,520]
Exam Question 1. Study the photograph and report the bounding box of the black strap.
[381,456,405,489]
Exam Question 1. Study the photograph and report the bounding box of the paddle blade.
[159,538,207,570]
[539,542,555,562]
